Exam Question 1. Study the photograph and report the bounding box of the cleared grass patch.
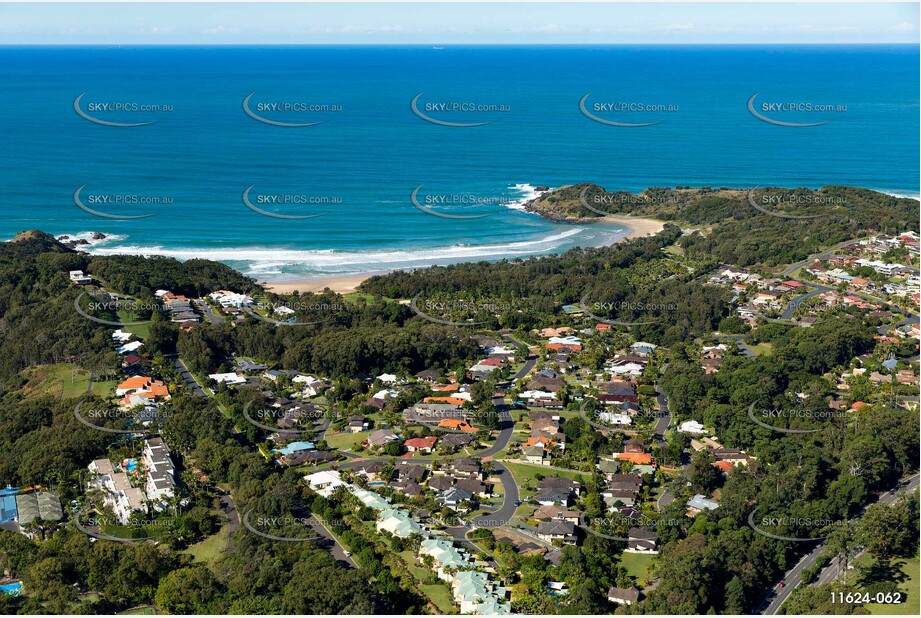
[620,551,656,581]
[21,363,116,399]
[182,525,230,566]
[324,430,369,451]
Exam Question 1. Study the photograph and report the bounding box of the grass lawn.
[182,525,230,566]
[750,342,774,357]
[620,552,657,581]
[398,551,456,614]
[118,606,157,615]
[117,309,151,339]
[325,430,369,451]
[859,556,919,616]
[502,462,589,499]
[420,584,457,614]
[21,363,116,399]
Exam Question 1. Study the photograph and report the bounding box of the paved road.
[470,461,519,529]
[654,387,671,436]
[306,516,357,568]
[193,299,225,324]
[218,490,240,551]
[167,354,207,397]
[759,473,920,615]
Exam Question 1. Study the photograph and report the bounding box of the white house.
[303,470,346,497]
[208,372,246,385]
[678,420,707,434]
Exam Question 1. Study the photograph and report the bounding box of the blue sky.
[0,2,917,44]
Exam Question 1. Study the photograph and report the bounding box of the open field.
[21,363,116,399]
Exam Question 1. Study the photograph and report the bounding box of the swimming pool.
[123,459,138,472]
[1,582,22,596]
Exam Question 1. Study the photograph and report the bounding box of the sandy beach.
[261,215,667,295]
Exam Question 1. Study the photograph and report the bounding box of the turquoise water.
[1,582,22,596]
[123,459,138,472]
[1,45,917,278]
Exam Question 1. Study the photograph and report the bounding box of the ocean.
[1,45,917,279]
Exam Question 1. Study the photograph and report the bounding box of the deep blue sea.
[1,45,917,279]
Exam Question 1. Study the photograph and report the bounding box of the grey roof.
[536,519,575,536]
[15,491,63,523]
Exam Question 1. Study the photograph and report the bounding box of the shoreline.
[261,215,666,295]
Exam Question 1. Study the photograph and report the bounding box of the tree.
[154,566,221,614]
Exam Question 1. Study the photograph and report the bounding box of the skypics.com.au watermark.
[747,506,848,542]
[242,93,341,127]
[747,187,849,220]
[411,93,509,127]
[243,186,343,219]
[245,298,348,326]
[74,401,172,435]
[747,93,846,127]
[409,294,517,326]
[242,509,337,542]
[241,400,334,434]
[747,401,847,434]
[74,185,173,219]
[578,185,678,217]
[74,292,163,326]
[74,511,180,543]
[579,93,677,127]
[74,93,173,127]
[579,293,677,327]
[410,185,513,219]
[580,513,684,541]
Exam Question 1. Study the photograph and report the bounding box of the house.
[536,519,577,545]
[209,291,253,308]
[427,476,454,492]
[441,433,476,449]
[533,505,580,523]
[687,494,720,516]
[533,487,571,506]
[347,415,369,433]
[526,375,566,392]
[607,586,640,606]
[626,527,659,554]
[522,445,549,465]
[420,537,471,582]
[404,436,438,453]
[367,429,399,447]
[678,420,707,434]
[404,403,467,425]
[376,508,424,538]
[415,369,442,383]
[438,418,478,432]
[69,270,93,285]
[208,372,246,385]
[236,359,268,373]
[14,491,64,536]
[630,342,658,356]
[455,478,490,497]
[303,470,346,497]
[713,448,752,467]
[437,487,473,509]
[538,476,581,496]
[614,452,653,465]
[448,458,482,478]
